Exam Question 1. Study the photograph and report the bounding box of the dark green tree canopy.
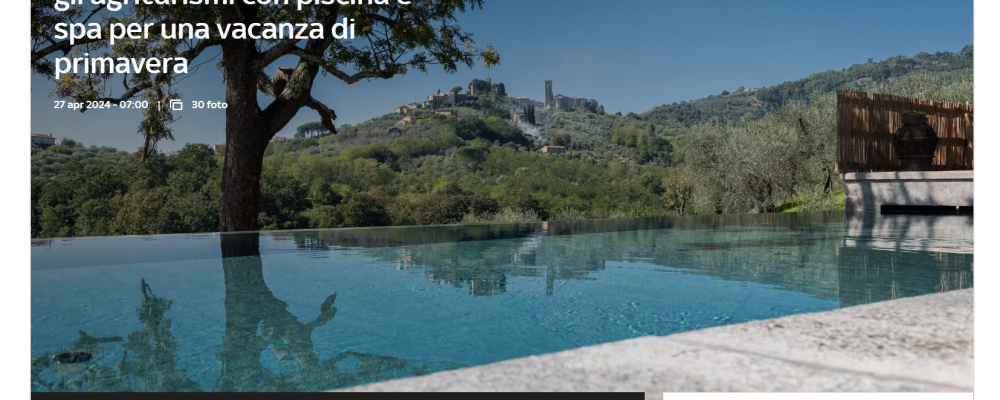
[295,121,329,139]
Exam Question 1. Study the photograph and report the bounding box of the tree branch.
[31,37,102,64]
[305,97,338,134]
[257,39,300,69]
[288,48,394,84]
[91,38,221,109]
[256,70,275,97]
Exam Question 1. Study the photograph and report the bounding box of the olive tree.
[794,93,838,195]
[684,110,808,214]
[31,0,499,232]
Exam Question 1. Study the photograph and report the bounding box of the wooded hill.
[29,46,973,238]
[640,45,973,126]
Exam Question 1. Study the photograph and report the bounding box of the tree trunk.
[823,166,833,195]
[219,128,268,232]
[755,181,776,213]
[140,134,152,162]
[219,40,269,232]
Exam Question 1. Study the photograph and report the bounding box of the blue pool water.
[31,212,973,392]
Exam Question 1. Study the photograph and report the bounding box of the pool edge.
[335,289,973,397]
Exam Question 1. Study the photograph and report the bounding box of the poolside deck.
[336,289,973,397]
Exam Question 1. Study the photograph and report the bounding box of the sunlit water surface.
[31,212,973,392]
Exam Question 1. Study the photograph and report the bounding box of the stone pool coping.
[336,289,973,397]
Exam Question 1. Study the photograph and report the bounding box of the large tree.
[31,0,499,232]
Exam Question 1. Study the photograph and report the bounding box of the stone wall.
[843,171,973,212]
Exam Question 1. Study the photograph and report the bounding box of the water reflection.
[275,213,846,299]
[31,212,973,392]
[837,212,973,307]
[274,212,972,304]
[31,233,418,392]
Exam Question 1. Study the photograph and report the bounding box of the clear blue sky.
[30,0,973,152]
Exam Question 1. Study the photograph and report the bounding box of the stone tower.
[544,80,553,109]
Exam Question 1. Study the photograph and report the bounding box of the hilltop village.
[393,78,602,128]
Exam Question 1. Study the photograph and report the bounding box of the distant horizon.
[30,0,973,152]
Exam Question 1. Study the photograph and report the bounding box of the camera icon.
[170,99,183,111]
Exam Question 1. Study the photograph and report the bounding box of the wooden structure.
[836,91,973,173]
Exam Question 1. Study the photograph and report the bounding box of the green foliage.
[32,142,222,238]
[641,46,973,126]
[339,193,392,228]
[31,48,974,238]
[683,93,839,214]
[412,192,474,225]
[456,145,490,165]
[548,130,572,148]
[609,123,674,164]
[305,205,344,229]
[854,70,974,104]
[295,121,330,139]
[308,180,343,208]
[483,108,511,120]
[45,145,71,155]
[522,104,537,125]
[661,167,693,216]
[468,79,491,94]
[460,207,541,224]
[445,115,532,147]
[550,207,587,221]
[32,139,136,177]
[258,159,310,231]
[776,189,846,213]
[31,107,687,238]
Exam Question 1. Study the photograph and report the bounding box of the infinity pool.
[31,212,973,392]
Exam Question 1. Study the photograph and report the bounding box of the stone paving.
[337,289,973,398]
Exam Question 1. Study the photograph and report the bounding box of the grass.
[459,208,541,224]
[776,189,846,213]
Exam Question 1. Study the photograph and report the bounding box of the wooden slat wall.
[836,91,973,173]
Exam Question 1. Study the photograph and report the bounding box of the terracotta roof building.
[31,133,56,149]
[540,146,567,155]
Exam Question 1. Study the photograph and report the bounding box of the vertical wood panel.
[835,91,973,173]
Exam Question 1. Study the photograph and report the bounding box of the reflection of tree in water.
[31,233,417,392]
[278,212,971,304]
[32,279,202,392]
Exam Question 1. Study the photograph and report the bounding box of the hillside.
[640,45,973,125]
[30,46,974,238]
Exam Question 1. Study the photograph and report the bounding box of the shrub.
[413,193,472,225]
[338,193,392,227]
[47,145,71,155]
[459,207,540,225]
[551,207,586,221]
[307,205,343,228]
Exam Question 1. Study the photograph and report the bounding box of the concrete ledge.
[844,171,974,181]
[336,289,973,397]
[844,170,973,211]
